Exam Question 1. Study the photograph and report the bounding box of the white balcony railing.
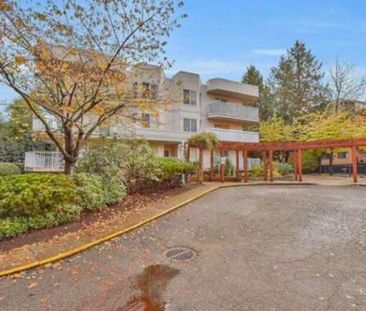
[111,125,191,142]
[207,102,259,122]
[206,128,259,143]
[24,151,64,172]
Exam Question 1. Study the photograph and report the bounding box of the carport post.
[269,149,274,182]
[262,151,268,181]
[243,149,248,183]
[298,148,303,182]
[210,149,214,181]
[351,145,358,183]
[294,150,298,181]
[199,147,203,183]
[235,150,240,180]
[220,148,225,183]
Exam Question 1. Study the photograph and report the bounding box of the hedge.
[0,162,21,176]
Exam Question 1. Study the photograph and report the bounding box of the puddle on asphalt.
[118,264,179,311]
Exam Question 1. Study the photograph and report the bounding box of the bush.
[0,174,79,218]
[275,162,294,176]
[77,138,161,194]
[303,151,320,173]
[0,205,82,240]
[74,173,107,210]
[156,157,196,187]
[250,163,263,178]
[0,162,21,176]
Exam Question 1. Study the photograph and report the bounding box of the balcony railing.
[207,102,259,122]
[25,151,64,172]
[205,128,259,143]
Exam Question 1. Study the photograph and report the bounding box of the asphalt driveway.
[0,185,365,310]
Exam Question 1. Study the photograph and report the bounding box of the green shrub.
[74,173,107,210]
[0,174,79,218]
[0,162,21,176]
[250,163,263,178]
[0,205,82,240]
[303,151,320,173]
[102,176,126,204]
[274,162,294,176]
[156,157,196,187]
[157,157,196,177]
[77,138,161,194]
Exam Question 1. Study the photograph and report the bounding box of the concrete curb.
[0,181,335,277]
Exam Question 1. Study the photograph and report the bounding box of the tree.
[242,65,273,121]
[329,58,366,111]
[298,110,366,174]
[269,41,328,122]
[0,0,186,174]
[0,99,33,163]
[187,132,219,183]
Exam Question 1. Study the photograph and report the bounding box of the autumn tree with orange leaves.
[0,0,186,174]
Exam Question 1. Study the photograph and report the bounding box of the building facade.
[26,64,260,172]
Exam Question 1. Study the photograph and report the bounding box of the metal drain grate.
[165,247,196,262]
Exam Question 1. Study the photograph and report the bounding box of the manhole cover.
[164,247,196,262]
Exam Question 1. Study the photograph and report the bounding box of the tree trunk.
[64,159,76,175]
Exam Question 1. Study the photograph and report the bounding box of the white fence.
[25,151,64,172]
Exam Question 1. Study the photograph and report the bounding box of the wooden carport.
[188,138,366,183]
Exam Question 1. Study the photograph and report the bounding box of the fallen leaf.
[28,282,37,289]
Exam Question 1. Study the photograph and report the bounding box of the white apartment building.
[26,64,260,172]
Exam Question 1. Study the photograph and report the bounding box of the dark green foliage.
[0,174,79,218]
[242,65,274,122]
[274,162,294,176]
[156,157,196,187]
[74,173,107,210]
[0,99,33,163]
[302,151,320,173]
[187,132,219,150]
[0,205,81,240]
[269,41,329,122]
[77,138,161,194]
[0,162,21,176]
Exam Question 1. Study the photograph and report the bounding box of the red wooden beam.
[217,137,366,152]
[351,145,358,183]
[235,150,240,180]
[298,148,303,182]
[210,149,214,181]
[262,151,268,181]
[243,149,248,183]
[220,148,225,183]
[269,149,273,182]
[294,150,298,181]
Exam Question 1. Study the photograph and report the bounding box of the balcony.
[25,151,64,172]
[207,102,259,123]
[112,126,190,142]
[206,78,259,102]
[205,128,259,143]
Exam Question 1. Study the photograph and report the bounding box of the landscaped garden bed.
[0,138,196,242]
[0,183,199,252]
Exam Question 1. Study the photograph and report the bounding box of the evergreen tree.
[269,41,328,123]
[242,65,274,121]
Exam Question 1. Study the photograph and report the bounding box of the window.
[214,97,228,103]
[183,89,197,105]
[141,82,158,99]
[183,118,197,132]
[337,152,348,159]
[141,113,150,128]
[164,150,170,157]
